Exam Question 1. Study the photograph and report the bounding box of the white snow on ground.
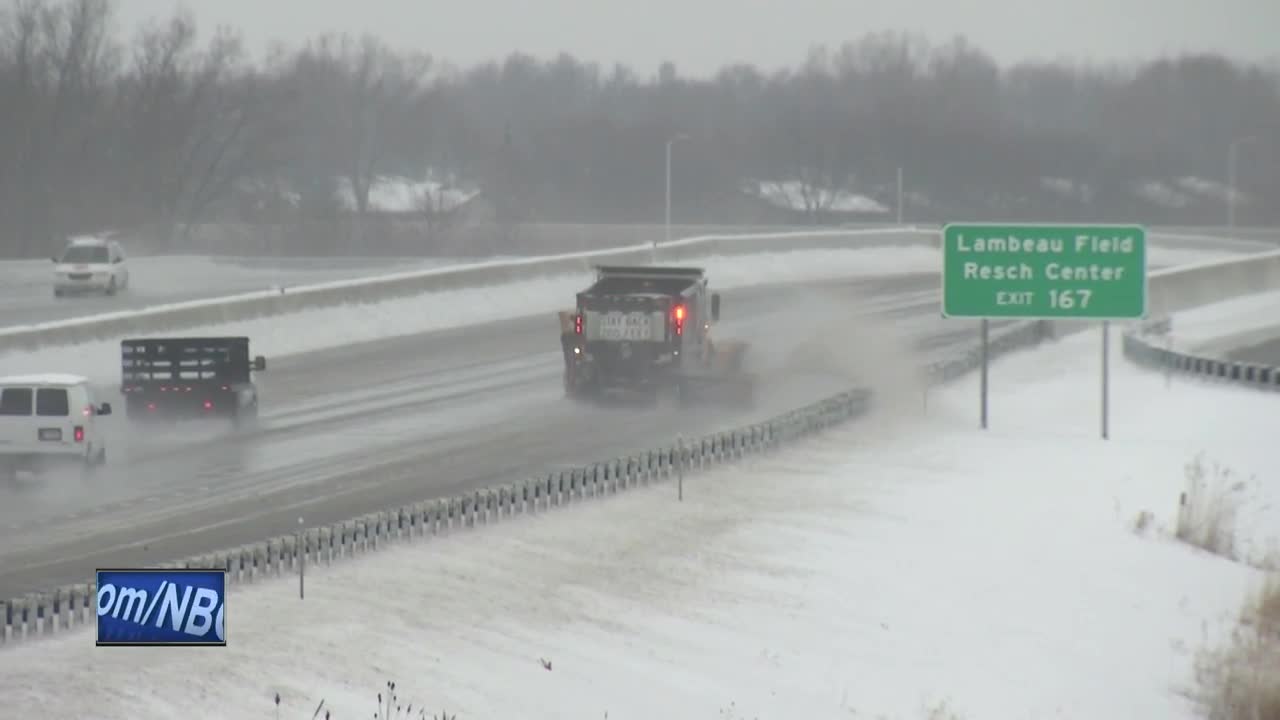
[1176,176,1240,205]
[0,244,1247,384]
[334,175,481,213]
[1137,181,1194,209]
[0,247,939,383]
[749,180,891,214]
[0,325,1275,720]
[1144,244,1250,267]
[1161,289,1280,355]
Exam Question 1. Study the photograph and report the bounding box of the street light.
[1227,136,1259,229]
[896,167,905,225]
[662,133,691,257]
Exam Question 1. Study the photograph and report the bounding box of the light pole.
[1227,136,1258,229]
[662,133,691,258]
[896,167,904,224]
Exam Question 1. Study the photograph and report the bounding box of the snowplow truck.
[558,265,754,406]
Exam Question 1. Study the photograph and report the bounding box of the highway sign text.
[942,223,1147,319]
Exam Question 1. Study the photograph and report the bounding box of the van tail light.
[574,314,583,335]
[203,400,213,410]
[672,304,686,336]
[74,426,84,443]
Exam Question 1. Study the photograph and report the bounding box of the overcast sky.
[113,0,1279,76]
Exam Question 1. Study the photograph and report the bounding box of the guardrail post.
[677,436,685,502]
[67,585,84,630]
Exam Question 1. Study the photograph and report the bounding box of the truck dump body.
[560,264,753,407]
[579,266,704,297]
[121,337,263,420]
[577,266,703,340]
[572,267,705,390]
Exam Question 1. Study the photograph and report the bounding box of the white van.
[52,235,130,297]
[0,374,111,478]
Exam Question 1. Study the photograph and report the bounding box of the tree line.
[2,0,1278,257]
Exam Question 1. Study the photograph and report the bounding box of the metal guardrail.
[1123,325,1280,391]
[0,319,1053,648]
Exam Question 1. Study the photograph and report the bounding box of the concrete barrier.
[1041,248,1280,340]
[6,224,1268,354]
[1123,316,1280,393]
[0,227,937,353]
[0,314,1053,650]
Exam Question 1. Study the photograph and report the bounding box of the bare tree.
[291,34,432,216]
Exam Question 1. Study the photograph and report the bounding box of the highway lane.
[0,273,1003,599]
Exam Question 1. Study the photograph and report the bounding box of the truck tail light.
[574,314,583,335]
[74,426,84,442]
[672,304,686,336]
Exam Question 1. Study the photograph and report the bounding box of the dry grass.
[1172,454,1279,718]
[1193,575,1280,720]
[921,700,967,720]
[1176,454,1247,561]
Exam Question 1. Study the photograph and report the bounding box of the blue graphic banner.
[95,568,226,646]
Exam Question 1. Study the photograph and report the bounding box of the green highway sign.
[941,223,1147,319]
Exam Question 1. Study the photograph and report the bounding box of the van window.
[0,388,33,416]
[36,388,70,417]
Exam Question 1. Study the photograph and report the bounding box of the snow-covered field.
[1,326,1274,720]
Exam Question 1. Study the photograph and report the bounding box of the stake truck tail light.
[74,426,84,443]
[574,313,583,335]
[672,304,686,335]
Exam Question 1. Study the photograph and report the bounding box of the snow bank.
[0,322,1274,720]
[0,247,939,383]
[1164,289,1280,353]
[0,242,1242,384]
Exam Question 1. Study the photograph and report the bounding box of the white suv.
[52,236,130,297]
[0,374,111,479]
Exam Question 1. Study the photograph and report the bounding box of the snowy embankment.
[1,325,1274,719]
[1160,288,1280,358]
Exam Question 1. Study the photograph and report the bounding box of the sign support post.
[940,223,1147,435]
[980,319,989,429]
[1101,322,1110,440]
[677,434,684,502]
[297,516,305,600]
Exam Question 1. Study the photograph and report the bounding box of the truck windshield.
[60,245,109,263]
